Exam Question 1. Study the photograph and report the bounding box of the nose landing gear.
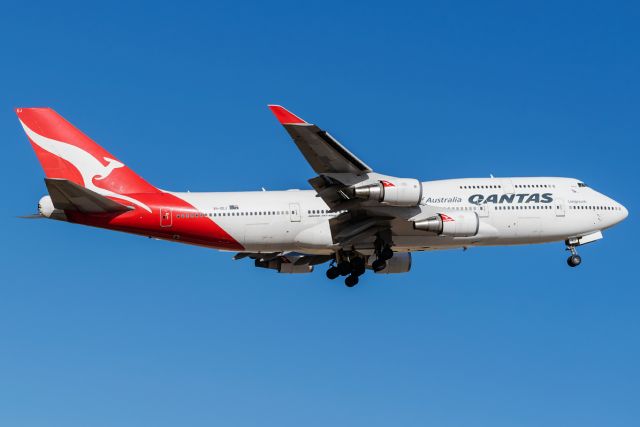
[566,242,582,267]
[567,254,582,267]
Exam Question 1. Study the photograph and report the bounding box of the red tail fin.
[16,108,158,195]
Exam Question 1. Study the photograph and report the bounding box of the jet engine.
[372,252,412,274]
[413,212,479,237]
[350,178,422,206]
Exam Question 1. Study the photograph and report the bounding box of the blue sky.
[1,1,639,426]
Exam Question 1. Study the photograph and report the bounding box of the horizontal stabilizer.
[44,178,134,214]
[17,214,46,219]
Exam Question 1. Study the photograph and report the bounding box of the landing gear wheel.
[567,254,582,267]
[380,246,394,261]
[326,266,340,280]
[372,259,387,272]
[565,242,582,268]
[337,261,352,276]
[351,257,366,276]
[345,274,359,287]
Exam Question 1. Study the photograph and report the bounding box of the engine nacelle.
[352,178,422,206]
[413,212,479,237]
[372,252,412,274]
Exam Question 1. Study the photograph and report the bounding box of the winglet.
[268,105,307,125]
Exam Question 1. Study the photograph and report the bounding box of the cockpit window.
[578,182,588,188]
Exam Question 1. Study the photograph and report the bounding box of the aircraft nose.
[610,197,628,224]
[621,204,629,221]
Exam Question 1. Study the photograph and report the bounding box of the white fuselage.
[172,177,628,254]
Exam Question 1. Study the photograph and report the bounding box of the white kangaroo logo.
[95,157,124,180]
[20,121,152,212]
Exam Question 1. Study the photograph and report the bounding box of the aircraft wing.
[268,105,372,175]
[269,105,376,210]
[268,105,421,250]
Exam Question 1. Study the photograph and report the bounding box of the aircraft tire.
[567,254,582,267]
[351,257,366,276]
[345,274,359,287]
[326,266,340,280]
[372,259,387,272]
[338,261,352,276]
[380,246,394,261]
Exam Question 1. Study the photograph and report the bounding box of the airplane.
[17,106,628,287]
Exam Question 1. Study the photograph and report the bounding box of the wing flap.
[44,178,134,214]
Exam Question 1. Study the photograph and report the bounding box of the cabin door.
[289,203,301,222]
[555,198,566,217]
[160,208,172,227]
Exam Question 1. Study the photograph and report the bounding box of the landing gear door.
[160,208,172,227]
[555,198,566,217]
[289,203,301,222]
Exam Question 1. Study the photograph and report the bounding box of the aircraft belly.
[241,219,307,252]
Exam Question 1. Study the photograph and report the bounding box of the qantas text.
[468,193,553,205]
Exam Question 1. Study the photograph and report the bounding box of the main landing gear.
[371,238,393,273]
[565,242,582,268]
[325,256,366,287]
[326,240,395,287]
[371,245,393,272]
